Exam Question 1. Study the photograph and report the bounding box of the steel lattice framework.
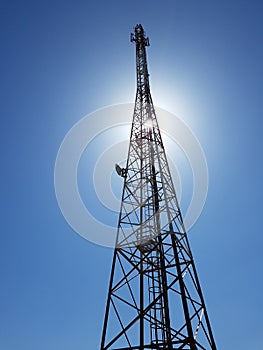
[100,24,217,350]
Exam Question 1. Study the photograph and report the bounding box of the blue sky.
[1,0,263,349]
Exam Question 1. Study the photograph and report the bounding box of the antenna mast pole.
[100,24,217,350]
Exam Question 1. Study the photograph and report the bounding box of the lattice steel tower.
[100,24,216,350]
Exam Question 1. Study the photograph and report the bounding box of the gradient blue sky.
[1,0,263,349]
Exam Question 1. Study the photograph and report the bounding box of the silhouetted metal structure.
[100,24,216,350]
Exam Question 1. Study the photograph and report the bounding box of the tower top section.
[130,24,150,47]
